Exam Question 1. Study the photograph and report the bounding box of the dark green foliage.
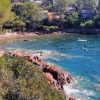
[12,20,26,31]
[12,2,43,22]
[80,20,94,28]
[0,0,99,31]
[0,54,66,100]
[0,0,15,26]
[43,25,58,32]
[12,2,43,30]
[94,16,100,27]
[67,12,80,27]
[76,0,96,9]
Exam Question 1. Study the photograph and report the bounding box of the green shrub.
[0,54,66,100]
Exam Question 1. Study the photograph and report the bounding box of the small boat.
[23,39,33,42]
[77,38,87,42]
[23,39,28,41]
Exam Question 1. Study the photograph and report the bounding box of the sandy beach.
[0,32,39,41]
[0,31,70,41]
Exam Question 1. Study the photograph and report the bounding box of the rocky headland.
[0,50,75,100]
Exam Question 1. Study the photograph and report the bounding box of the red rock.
[69,97,75,100]
[66,74,73,84]
[16,51,23,57]
[45,73,54,84]
[8,50,73,91]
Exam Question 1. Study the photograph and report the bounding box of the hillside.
[0,0,15,25]
[0,54,66,100]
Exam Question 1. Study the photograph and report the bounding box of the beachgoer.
[83,44,87,50]
[40,51,43,56]
[51,51,54,55]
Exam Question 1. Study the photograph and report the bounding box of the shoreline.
[0,31,100,43]
[0,32,38,41]
[0,31,74,45]
[0,32,55,43]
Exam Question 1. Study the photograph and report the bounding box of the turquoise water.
[0,34,100,100]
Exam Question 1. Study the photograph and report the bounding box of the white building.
[95,0,99,6]
[29,0,43,5]
[52,0,58,5]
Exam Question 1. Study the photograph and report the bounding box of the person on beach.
[40,51,43,56]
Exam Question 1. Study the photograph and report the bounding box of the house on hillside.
[35,0,43,4]
[97,0,100,14]
[48,12,65,21]
[10,0,43,5]
[52,0,58,5]
[10,0,28,3]
[31,0,43,5]
[79,9,96,19]
[65,4,96,19]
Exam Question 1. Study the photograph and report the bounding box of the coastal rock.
[8,51,73,91]
[45,73,57,85]
[43,65,73,90]
[15,51,24,57]
[9,51,23,57]
[69,97,76,100]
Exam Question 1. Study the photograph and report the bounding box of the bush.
[0,54,66,100]
[80,20,94,28]
[43,25,58,32]
[12,20,26,31]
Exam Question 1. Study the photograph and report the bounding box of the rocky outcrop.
[43,65,73,90]
[7,50,74,91]
[69,97,76,100]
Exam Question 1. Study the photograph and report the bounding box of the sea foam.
[63,84,95,100]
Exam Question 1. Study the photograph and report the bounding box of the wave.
[63,82,95,100]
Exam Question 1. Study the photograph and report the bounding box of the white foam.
[63,84,95,100]
[81,90,95,96]
[63,84,79,96]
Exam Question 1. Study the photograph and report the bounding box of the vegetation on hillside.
[0,0,15,29]
[0,54,66,100]
[0,0,100,33]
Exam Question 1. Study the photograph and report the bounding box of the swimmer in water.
[83,45,87,51]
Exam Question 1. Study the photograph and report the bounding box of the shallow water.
[0,34,100,100]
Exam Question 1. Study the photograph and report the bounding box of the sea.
[0,34,100,100]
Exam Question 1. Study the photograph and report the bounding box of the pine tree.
[0,0,15,27]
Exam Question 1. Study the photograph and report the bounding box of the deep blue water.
[0,34,100,100]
